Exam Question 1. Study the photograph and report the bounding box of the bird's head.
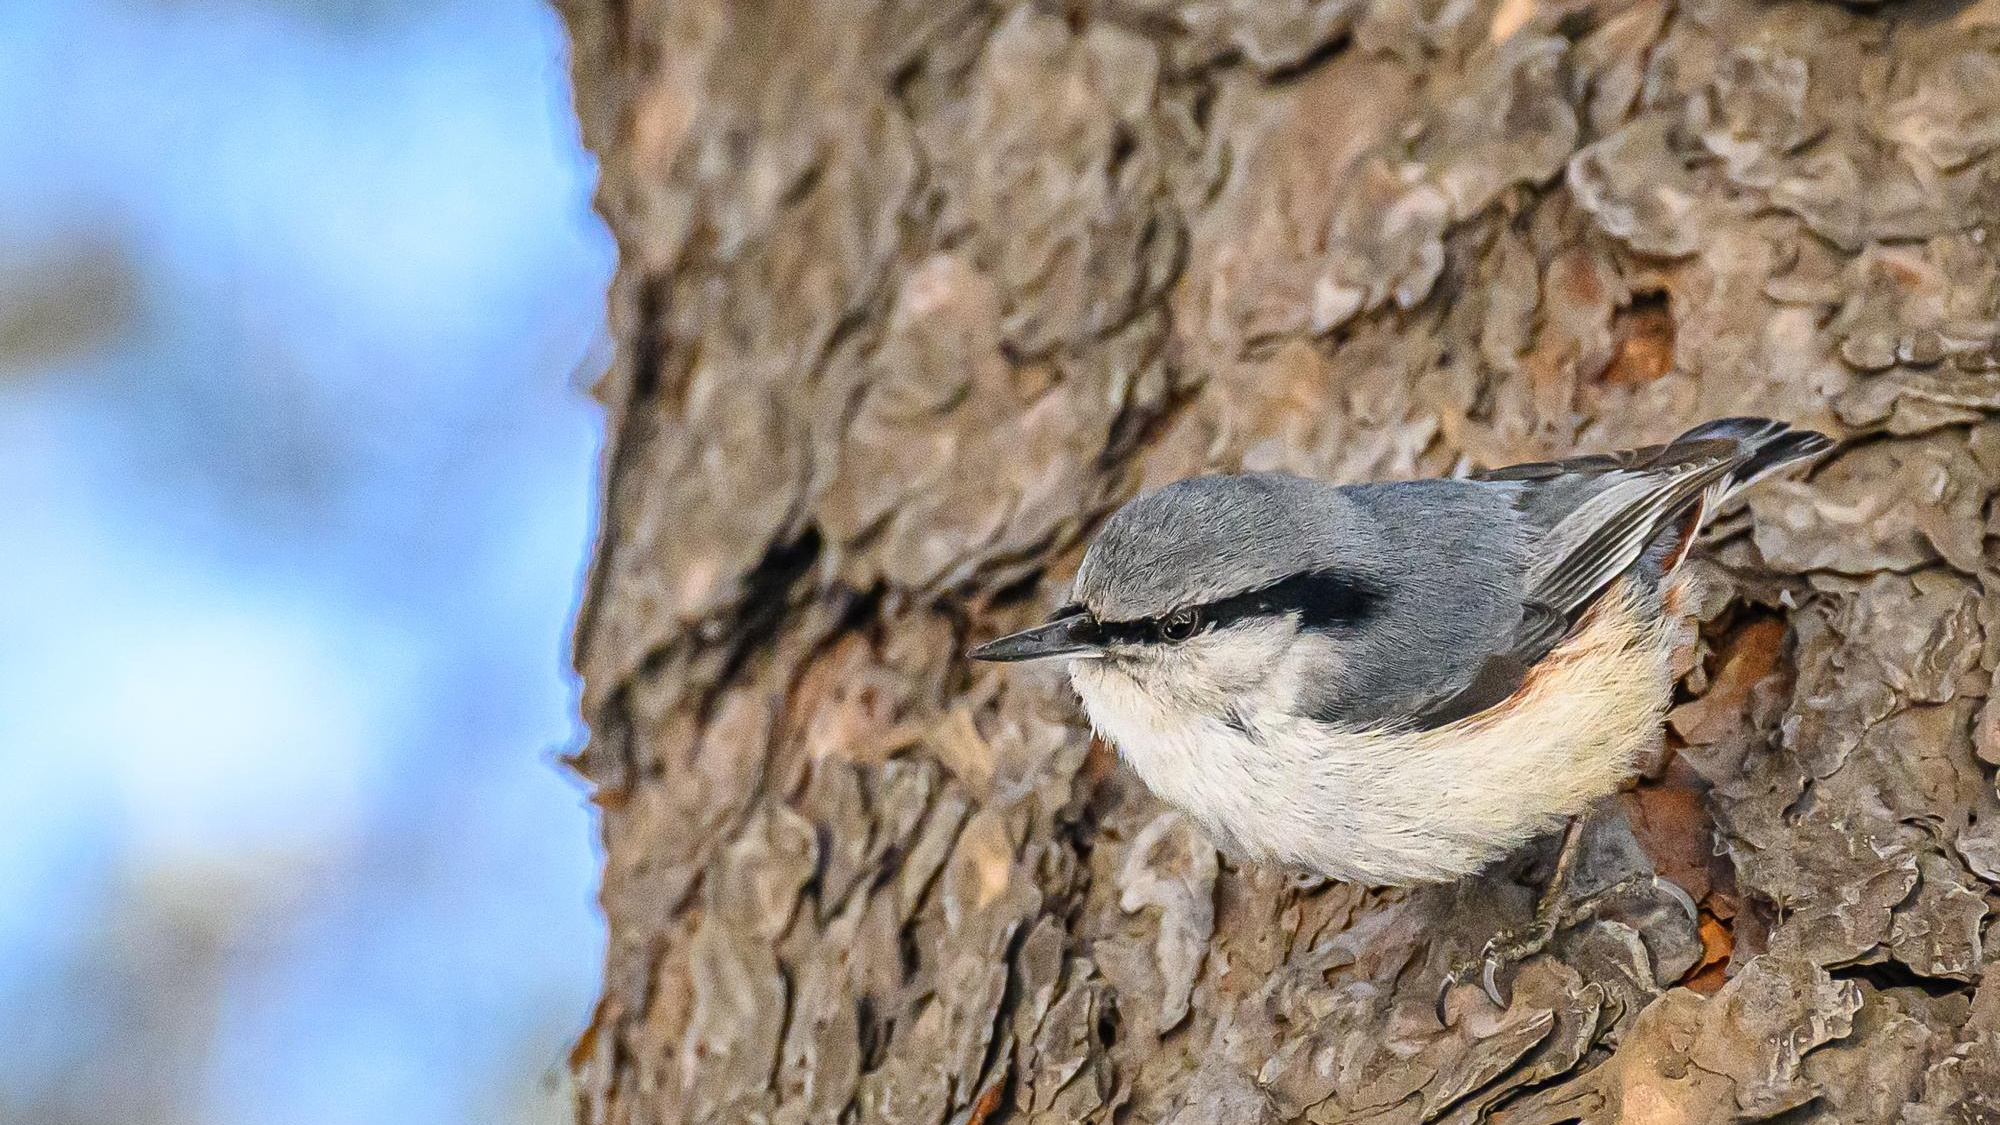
[970,474,1381,720]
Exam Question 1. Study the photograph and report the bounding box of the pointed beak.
[969,613,1102,663]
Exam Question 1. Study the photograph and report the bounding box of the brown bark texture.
[556,0,2000,1121]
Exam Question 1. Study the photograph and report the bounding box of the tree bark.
[557,0,2000,1121]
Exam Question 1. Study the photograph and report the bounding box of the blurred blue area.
[0,2,612,1123]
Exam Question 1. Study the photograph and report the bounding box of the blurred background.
[0,2,611,1123]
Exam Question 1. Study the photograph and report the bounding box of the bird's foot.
[1436,874,1697,1020]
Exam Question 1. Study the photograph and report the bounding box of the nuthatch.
[971,417,1830,1008]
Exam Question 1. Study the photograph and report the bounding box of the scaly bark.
[559,0,2000,1120]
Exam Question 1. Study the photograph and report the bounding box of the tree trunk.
[556,0,2000,1120]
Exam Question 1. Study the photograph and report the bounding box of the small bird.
[970,417,1830,1005]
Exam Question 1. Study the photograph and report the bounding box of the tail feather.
[1640,417,1832,574]
[1669,416,1834,494]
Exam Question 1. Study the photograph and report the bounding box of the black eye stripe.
[1216,569,1383,631]
[1092,618,1154,645]
[1094,568,1383,642]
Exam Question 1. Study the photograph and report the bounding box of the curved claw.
[1654,875,1699,928]
[1436,958,1485,1025]
[1480,949,1511,1008]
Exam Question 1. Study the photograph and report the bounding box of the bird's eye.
[1157,608,1203,643]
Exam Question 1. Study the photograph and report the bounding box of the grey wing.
[1404,418,1831,729]
[1402,599,1568,729]
[1520,454,1739,617]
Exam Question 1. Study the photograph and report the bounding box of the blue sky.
[0,2,612,1122]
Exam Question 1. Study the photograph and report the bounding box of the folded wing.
[1405,418,1831,729]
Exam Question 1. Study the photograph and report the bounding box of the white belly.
[1069,594,1674,886]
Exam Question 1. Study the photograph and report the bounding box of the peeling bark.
[558,0,2000,1120]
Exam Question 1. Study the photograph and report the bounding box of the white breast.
[1069,590,1675,886]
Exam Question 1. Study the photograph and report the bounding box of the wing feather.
[1528,456,1736,616]
[1402,419,1829,731]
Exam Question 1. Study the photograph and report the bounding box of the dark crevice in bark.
[707,526,825,708]
[1830,958,1974,998]
[1757,1097,1832,1125]
[1262,33,1353,87]
[1100,353,1194,472]
[627,272,671,407]
[857,993,890,1071]
[965,920,1041,1122]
